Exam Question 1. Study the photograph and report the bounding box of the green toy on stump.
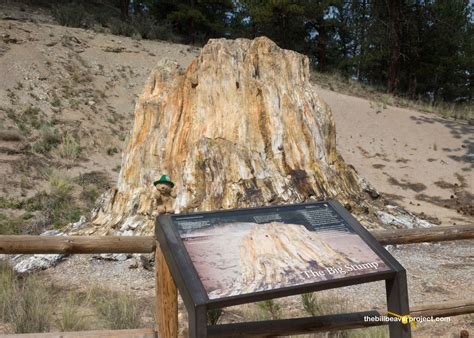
[153,175,175,188]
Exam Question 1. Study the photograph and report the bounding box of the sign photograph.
[172,202,391,300]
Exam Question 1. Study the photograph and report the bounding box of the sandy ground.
[320,88,473,226]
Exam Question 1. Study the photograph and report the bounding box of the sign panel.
[169,202,392,300]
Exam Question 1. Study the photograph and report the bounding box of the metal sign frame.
[156,200,411,337]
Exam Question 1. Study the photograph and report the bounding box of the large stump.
[85,37,362,235]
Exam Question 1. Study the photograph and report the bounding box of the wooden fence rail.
[0,224,472,254]
[0,235,156,254]
[371,224,474,245]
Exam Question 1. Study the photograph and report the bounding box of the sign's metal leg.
[386,270,411,338]
[188,305,207,338]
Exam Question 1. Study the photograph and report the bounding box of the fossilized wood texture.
[86,37,361,235]
[236,223,354,295]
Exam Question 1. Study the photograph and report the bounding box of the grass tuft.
[207,308,223,325]
[0,213,22,235]
[58,132,81,161]
[33,124,61,154]
[89,286,143,329]
[0,262,52,333]
[256,299,282,320]
[57,294,89,332]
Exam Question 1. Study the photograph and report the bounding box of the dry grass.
[56,294,89,332]
[311,70,473,121]
[58,132,81,162]
[0,213,25,235]
[0,262,52,333]
[0,263,151,333]
[87,286,145,330]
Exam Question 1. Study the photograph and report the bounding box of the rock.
[85,37,362,235]
[11,230,65,273]
[41,229,62,236]
[127,254,153,270]
[360,177,380,199]
[376,205,435,229]
[12,254,64,274]
[93,253,130,261]
[104,46,125,53]
[70,216,88,231]
[139,254,153,271]
[128,257,139,269]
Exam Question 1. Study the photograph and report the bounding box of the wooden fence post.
[155,241,178,338]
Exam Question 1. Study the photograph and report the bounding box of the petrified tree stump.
[85,37,361,235]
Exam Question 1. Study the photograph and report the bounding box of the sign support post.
[386,269,411,337]
[188,305,208,337]
[155,241,178,338]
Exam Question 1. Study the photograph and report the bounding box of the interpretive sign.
[156,201,411,338]
[177,202,389,300]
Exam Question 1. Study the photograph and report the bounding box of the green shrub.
[22,106,41,129]
[58,132,81,161]
[7,106,42,133]
[51,96,61,108]
[128,15,180,42]
[301,292,321,316]
[256,299,282,320]
[52,2,87,27]
[22,175,81,228]
[33,124,61,154]
[45,190,81,229]
[106,147,119,156]
[207,308,223,325]
[80,186,99,208]
[23,192,48,212]
[108,18,138,37]
[49,174,73,196]
[0,213,22,235]
[0,196,23,209]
